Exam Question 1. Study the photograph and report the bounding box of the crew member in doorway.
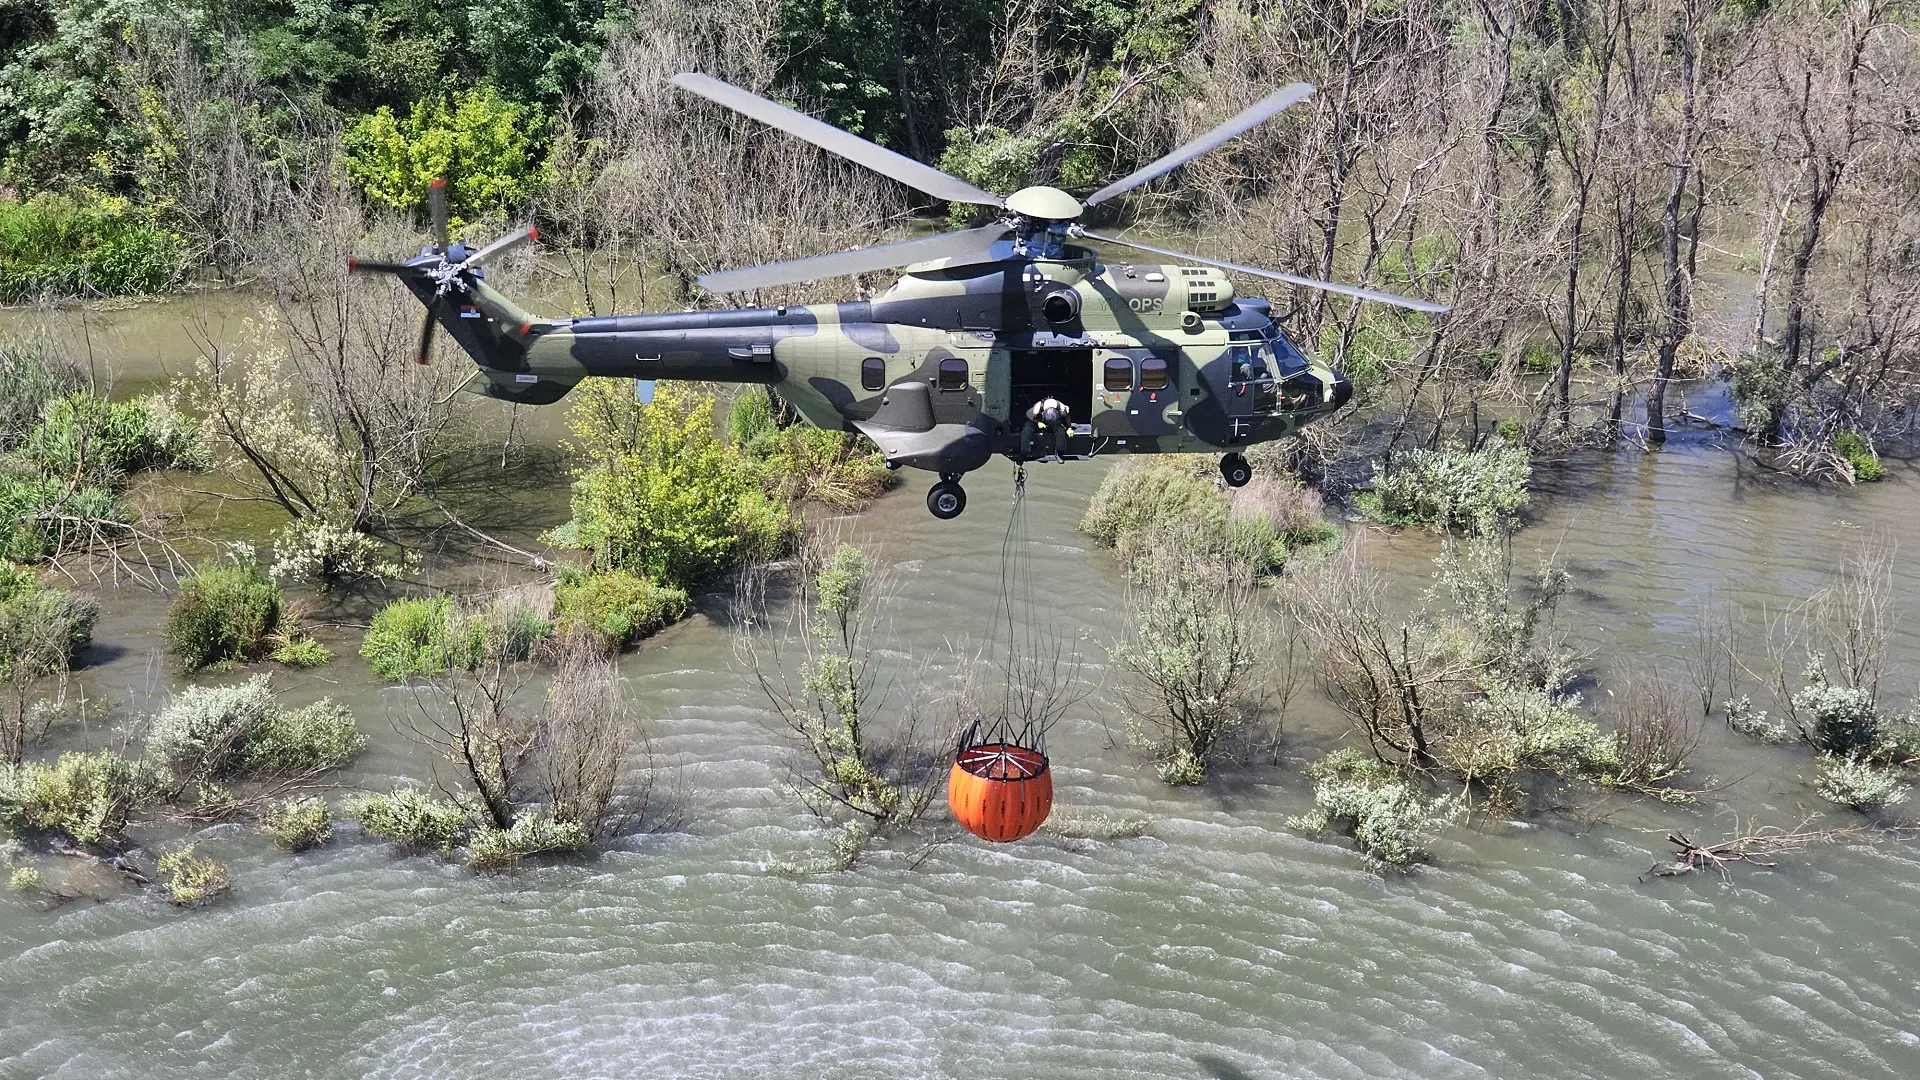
[1022,397,1071,461]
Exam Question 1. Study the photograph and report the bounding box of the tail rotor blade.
[1084,83,1316,207]
[1079,230,1450,314]
[428,179,449,254]
[468,225,539,266]
[415,301,441,365]
[671,72,1005,209]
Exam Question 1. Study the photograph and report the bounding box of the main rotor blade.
[671,72,1005,209]
[468,225,539,266]
[697,224,1011,293]
[428,179,449,254]
[1084,83,1317,207]
[347,258,418,275]
[415,301,441,365]
[1081,231,1450,314]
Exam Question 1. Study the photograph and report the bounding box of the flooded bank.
[3,296,1920,1078]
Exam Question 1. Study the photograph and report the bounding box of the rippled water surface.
[4,301,1920,1078]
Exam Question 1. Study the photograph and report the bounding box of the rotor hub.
[1003,185,1084,223]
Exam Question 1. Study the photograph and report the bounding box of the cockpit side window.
[1268,333,1311,375]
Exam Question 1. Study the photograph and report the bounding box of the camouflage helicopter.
[351,73,1447,519]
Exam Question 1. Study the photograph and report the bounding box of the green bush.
[564,381,791,589]
[342,86,550,223]
[467,811,590,871]
[359,596,484,679]
[165,564,282,671]
[1290,749,1452,868]
[553,569,689,649]
[1832,431,1885,482]
[1362,445,1531,536]
[147,676,364,779]
[1082,459,1313,573]
[0,572,97,679]
[261,795,332,851]
[8,865,38,893]
[0,194,189,300]
[0,751,159,844]
[345,787,472,852]
[1814,754,1909,812]
[27,393,173,476]
[155,844,231,906]
[740,425,893,511]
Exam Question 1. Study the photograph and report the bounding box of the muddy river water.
[2,292,1920,1079]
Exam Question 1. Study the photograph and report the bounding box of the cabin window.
[1103,357,1135,392]
[1139,357,1170,391]
[938,358,970,391]
[860,356,886,391]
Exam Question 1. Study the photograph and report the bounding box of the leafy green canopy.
[343,86,551,224]
[1,0,620,190]
[564,381,789,590]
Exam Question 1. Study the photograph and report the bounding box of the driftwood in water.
[1645,821,1870,881]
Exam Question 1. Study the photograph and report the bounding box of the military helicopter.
[350,73,1446,519]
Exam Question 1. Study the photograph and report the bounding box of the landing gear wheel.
[927,480,967,519]
[1220,452,1252,488]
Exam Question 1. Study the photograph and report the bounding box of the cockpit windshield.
[1227,327,1311,379]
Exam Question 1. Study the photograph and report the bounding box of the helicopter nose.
[1329,372,1353,410]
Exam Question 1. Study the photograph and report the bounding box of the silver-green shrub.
[467,811,590,871]
[1291,750,1453,868]
[345,787,472,851]
[1814,754,1909,811]
[1364,445,1531,536]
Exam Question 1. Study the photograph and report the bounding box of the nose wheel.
[1220,452,1252,488]
[927,476,968,519]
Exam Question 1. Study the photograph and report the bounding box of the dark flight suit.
[1022,398,1070,460]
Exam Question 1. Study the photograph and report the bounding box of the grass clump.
[165,563,282,671]
[467,811,591,871]
[553,568,689,650]
[261,795,332,851]
[147,675,364,780]
[155,844,231,906]
[1831,431,1885,482]
[1359,445,1531,536]
[269,634,331,669]
[1290,749,1453,868]
[345,787,472,852]
[0,193,188,300]
[360,596,477,679]
[0,751,160,844]
[8,865,38,893]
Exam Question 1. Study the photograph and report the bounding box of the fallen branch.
[1644,819,1871,882]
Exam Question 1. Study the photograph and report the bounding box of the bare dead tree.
[407,656,539,830]
[540,643,639,840]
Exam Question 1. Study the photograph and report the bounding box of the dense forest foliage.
[2,0,1917,470]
